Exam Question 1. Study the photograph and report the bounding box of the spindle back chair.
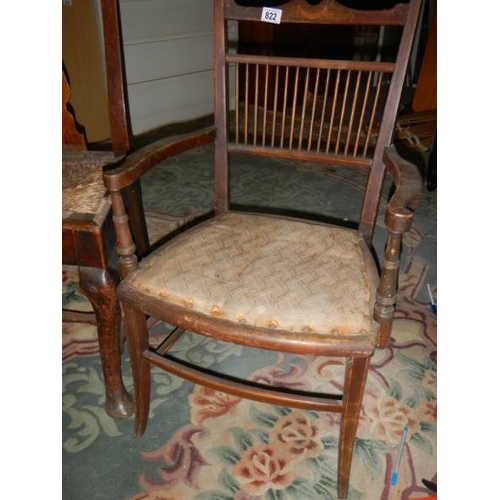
[104,0,423,497]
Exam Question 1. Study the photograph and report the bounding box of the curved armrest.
[383,145,423,233]
[375,146,423,348]
[103,125,216,278]
[103,126,216,192]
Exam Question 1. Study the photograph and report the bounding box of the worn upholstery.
[121,212,379,337]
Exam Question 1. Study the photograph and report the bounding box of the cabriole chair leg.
[79,267,134,418]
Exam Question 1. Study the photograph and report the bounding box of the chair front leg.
[337,355,370,499]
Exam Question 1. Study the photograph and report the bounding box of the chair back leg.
[122,305,152,436]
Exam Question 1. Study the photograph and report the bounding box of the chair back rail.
[224,0,410,25]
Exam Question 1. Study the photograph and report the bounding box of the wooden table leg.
[79,266,134,418]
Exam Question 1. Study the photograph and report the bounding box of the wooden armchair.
[62,0,147,418]
[104,0,423,496]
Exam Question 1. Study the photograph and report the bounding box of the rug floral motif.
[63,145,436,500]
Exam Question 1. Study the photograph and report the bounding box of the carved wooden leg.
[79,266,134,418]
[122,305,151,437]
[337,355,371,499]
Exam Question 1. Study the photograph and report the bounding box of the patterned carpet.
[62,144,437,500]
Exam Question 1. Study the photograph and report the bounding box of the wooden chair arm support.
[104,126,215,279]
[383,145,423,234]
[374,146,423,348]
[103,126,216,192]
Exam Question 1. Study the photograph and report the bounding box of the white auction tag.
[261,7,282,24]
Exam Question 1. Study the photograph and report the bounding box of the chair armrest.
[383,144,423,234]
[103,126,216,192]
[103,126,216,278]
[374,145,423,348]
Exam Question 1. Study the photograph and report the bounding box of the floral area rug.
[63,144,437,500]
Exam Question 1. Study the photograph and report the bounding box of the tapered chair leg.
[122,304,151,436]
[79,267,134,418]
[337,355,371,499]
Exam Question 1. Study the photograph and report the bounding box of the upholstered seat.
[119,212,379,353]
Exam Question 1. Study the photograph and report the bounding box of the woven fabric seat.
[120,212,379,341]
[62,151,117,219]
